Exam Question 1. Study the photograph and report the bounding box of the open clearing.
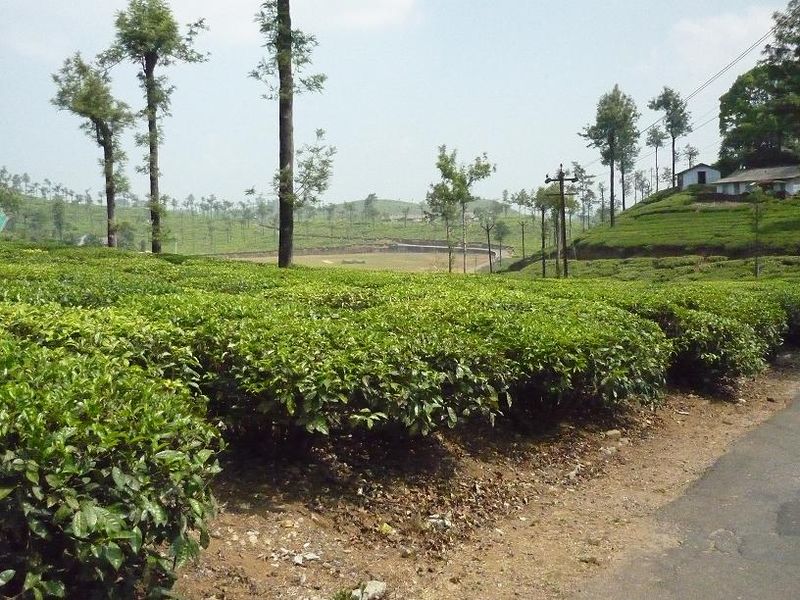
[175,354,800,600]
[236,251,493,273]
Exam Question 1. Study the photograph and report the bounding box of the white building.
[676,163,721,190]
[714,165,800,197]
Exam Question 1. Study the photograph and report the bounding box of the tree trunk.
[540,207,546,278]
[620,161,627,212]
[486,228,493,274]
[277,0,295,268]
[446,220,453,273]
[655,147,659,192]
[461,203,467,274]
[609,133,616,227]
[144,54,161,254]
[101,127,117,248]
[609,160,616,227]
[671,135,676,188]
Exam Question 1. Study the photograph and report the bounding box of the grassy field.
[2,194,538,258]
[508,255,800,282]
[571,188,800,258]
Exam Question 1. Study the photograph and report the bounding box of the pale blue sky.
[0,0,785,205]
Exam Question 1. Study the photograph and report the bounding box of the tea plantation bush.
[0,335,220,598]
[0,243,798,595]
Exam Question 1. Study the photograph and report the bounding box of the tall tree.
[618,122,640,212]
[570,162,596,230]
[633,170,646,203]
[103,0,207,254]
[533,185,557,277]
[646,126,668,192]
[476,210,496,274]
[511,189,531,256]
[494,220,510,267]
[648,87,692,187]
[719,64,800,173]
[362,193,379,224]
[429,145,494,274]
[52,54,133,248]
[581,84,638,227]
[252,0,326,268]
[426,179,458,274]
[763,0,800,154]
[660,167,673,187]
[683,144,700,169]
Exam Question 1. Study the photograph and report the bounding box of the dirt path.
[575,376,800,599]
[176,353,800,600]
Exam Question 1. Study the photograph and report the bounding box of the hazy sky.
[0,0,785,206]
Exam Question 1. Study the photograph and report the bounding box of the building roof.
[676,163,717,177]
[716,165,800,185]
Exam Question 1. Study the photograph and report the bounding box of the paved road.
[575,393,800,600]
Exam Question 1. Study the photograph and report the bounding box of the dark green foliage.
[0,243,797,596]
[0,335,220,599]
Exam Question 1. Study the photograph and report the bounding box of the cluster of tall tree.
[52,0,333,266]
[719,1,800,173]
[52,0,206,250]
[581,83,692,226]
[581,85,640,226]
[425,145,494,273]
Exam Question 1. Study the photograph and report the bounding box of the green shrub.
[664,307,766,386]
[0,335,221,599]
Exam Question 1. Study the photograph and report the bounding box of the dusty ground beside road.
[176,352,799,600]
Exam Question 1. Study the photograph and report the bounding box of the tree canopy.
[102,0,207,253]
[52,54,133,142]
[718,2,800,172]
[581,84,638,224]
[648,87,691,186]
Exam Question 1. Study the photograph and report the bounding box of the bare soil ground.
[176,352,800,600]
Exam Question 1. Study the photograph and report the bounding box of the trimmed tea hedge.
[0,243,798,596]
[0,334,220,599]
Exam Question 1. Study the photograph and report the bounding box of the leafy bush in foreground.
[0,243,797,597]
[0,335,220,599]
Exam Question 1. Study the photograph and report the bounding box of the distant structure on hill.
[715,165,800,197]
[676,164,721,190]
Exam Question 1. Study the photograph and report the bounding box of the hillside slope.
[573,188,800,258]
[1,194,528,257]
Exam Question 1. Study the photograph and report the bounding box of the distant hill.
[2,192,530,257]
[326,197,424,218]
[325,196,520,219]
[571,187,800,259]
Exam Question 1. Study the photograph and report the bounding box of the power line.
[580,4,800,178]
[636,3,799,138]
[692,114,719,133]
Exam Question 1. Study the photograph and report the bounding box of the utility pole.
[546,164,579,278]
[540,205,547,278]
[519,220,526,259]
